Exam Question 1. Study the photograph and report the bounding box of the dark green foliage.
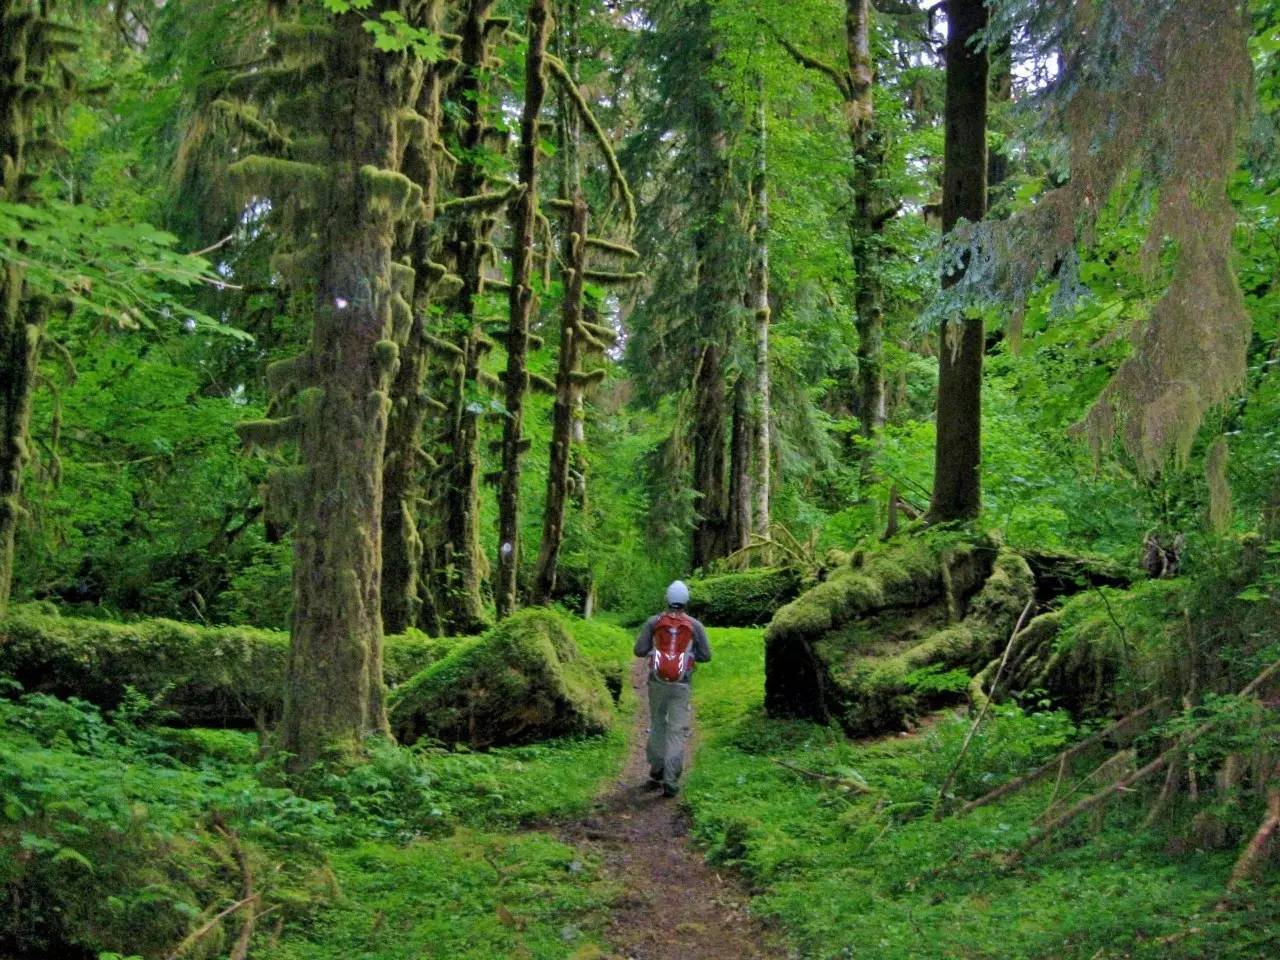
[0,605,456,727]
[686,566,804,626]
[390,609,615,748]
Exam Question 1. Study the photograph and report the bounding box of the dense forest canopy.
[2,0,1280,957]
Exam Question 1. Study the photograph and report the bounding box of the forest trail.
[558,660,785,960]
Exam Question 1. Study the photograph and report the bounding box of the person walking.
[634,580,711,797]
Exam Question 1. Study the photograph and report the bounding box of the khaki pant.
[646,678,691,785]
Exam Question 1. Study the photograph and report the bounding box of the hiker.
[634,580,711,797]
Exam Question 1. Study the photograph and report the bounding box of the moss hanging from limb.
[545,53,635,225]
[495,0,552,620]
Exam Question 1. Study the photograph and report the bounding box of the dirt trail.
[560,661,785,960]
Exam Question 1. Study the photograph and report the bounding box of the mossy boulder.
[765,540,1041,736]
[686,566,805,626]
[389,608,615,748]
[0,605,456,727]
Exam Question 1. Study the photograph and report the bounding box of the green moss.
[0,605,456,727]
[359,164,422,219]
[389,608,614,748]
[687,567,805,627]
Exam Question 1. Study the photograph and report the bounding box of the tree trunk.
[532,195,587,604]
[845,0,886,448]
[432,0,502,634]
[751,92,772,542]
[380,0,449,635]
[279,11,420,769]
[927,0,988,524]
[0,296,44,617]
[727,375,754,554]
[495,0,551,619]
[692,339,730,569]
[0,2,62,616]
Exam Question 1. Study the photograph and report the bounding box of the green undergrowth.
[0,618,636,959]
[684,628,1280,960]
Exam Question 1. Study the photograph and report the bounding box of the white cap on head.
[665,580,690,607]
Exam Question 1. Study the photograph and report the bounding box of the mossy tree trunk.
[0,3,69,616]
[688,6,742,570]
[533,194,587,604]
[380,0,454,635]
[430,0,506,634]
[495,0,552,619]
[845,0,887,450]
[229,4,428,770]
[927,0,988,524]
[727,375,754,554]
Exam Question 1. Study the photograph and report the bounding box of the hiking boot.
[643,776,663,791]
[661,782,679,798]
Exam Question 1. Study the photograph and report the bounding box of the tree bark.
[495,0,552,619]
[692,339,730,569]
[927,0,988,524]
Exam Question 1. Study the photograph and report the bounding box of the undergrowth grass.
[684,628,1280,960]
[1,621,636,960]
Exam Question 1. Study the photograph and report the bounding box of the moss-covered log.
[686,566,804,627]
[0,605,457,729]
[764,540,1013,734]
[389,608,614,748]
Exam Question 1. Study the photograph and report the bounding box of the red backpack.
[649,611,696,683]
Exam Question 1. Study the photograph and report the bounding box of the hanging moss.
[360,164,422,219]
[235,415,300,450]
[227,155,329,199]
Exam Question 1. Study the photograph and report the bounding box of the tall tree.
[381,0,455,635]
[0,1,75,615]
[531,2,637,605]
[771,0,898,457]
[426,0,509,634]
[495,0,552,618]
[229,2,430,768]
[926,0,988,523]
[749,89,772,542]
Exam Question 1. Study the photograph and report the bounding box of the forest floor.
[558,660,785,960]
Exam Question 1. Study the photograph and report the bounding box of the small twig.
[163,895,258,960]
[770,757,873,793]
[933,599,1035,819]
